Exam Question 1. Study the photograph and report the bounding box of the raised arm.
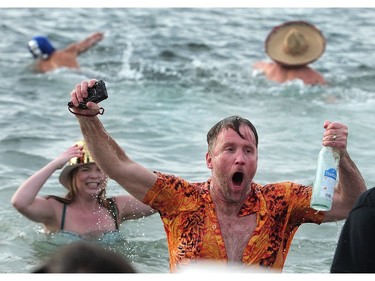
[11,145,83,223]
[69,79,157,202]
[65,32,104,55]
[321,120,366,222]
[115,195,156,221]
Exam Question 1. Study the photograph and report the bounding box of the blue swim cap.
[28,36,56,59]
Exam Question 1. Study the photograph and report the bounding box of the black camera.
[68,80,108,109]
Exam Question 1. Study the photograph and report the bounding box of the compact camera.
[68,80,108,109]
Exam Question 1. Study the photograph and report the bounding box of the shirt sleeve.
[287,182,325,225]
[143,172,201,215]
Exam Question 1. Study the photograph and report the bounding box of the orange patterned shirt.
[143,172,324,272]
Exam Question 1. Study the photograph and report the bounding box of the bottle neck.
[322,146,340,162]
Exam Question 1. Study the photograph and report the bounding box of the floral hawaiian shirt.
[143,172,324,272]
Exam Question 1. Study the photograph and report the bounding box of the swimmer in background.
[27,32,104,73]
[253,21,326,85]
[12,140,155,240]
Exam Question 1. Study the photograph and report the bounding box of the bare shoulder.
[44,196,65,212]
[300,67,326,85]
[253,61,269,70]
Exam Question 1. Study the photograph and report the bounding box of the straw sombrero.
[59,140,95,189]
[265,21,326,67]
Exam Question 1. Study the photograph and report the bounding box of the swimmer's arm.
[65,32,104,55]
[11,146,81,223]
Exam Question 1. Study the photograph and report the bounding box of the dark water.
[1,8,375,273]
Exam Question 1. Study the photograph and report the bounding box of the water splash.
[118,42,143,81]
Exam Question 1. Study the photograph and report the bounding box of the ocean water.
[1,7,375,274]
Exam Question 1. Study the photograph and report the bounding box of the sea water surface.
[1,7,375,274]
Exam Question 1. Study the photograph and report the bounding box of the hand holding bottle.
[322,120,348,151]
[311,120,347,211]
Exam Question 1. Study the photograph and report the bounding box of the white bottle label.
[319,168,337,199]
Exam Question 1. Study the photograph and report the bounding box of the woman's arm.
[11,144,83,223]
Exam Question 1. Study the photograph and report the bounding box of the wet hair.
[32,241,136,273]
[207,115,258,151]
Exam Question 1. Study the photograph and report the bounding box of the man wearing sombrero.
[253,21,326,85]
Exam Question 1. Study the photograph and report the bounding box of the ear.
[206,152,213,169]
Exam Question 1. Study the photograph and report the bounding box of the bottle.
[310,146,340,211]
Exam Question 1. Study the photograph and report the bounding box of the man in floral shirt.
[69,79,366,272]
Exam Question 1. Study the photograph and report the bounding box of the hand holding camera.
[68,79,108,116]
[68,80,108,109]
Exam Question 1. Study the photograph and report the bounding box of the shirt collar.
[203,179,265,217]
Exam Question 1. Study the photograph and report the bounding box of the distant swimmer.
[253,21,326,85]
[27,32,104,73]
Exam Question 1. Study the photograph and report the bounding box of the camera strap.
[68,107,105,117]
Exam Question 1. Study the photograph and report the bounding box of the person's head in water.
[265,20,326,67]
[28,36,56,59]
[32,241,136,273]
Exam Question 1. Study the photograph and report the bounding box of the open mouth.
[232,172,244,186]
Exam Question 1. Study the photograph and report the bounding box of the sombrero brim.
[265,21,326,66]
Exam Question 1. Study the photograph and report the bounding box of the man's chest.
[216,212,257,261]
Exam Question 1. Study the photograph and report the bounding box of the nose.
[235,151,246,165]
[89,170,103,179]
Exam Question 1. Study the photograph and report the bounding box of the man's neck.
[209,186,243,217]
